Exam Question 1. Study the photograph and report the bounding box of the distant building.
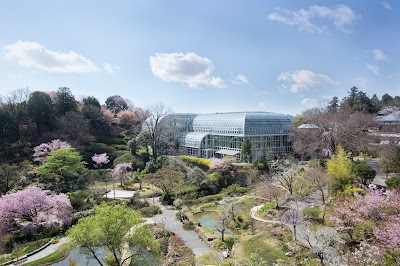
[150,112,293,162]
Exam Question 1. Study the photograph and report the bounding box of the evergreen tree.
[381,93,394,105]
[27,91,54,134]
[82,96,101,109]
[55,87,78,116]
[328,96,339,112]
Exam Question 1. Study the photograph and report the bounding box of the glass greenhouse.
[168,112,293,161]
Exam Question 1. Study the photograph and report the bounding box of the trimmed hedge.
[185,193,224,205]
[179,155,211,169]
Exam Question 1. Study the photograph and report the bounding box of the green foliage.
[0,108,20,146]
[144,160,157,173]
[302,207,321,220]
[337,185,366,197]
[27,91,53,132]
[139,206,161,217]
[67,191,90,211]
[241,138,252,162]
[258,202,277,215]
[384,250,400,266]
[185,193,224,205]
[179,155,211,169]
[243,233,286,264]
[0,163,20,195]
[353,161,376,184]
[82,96,101,109]
[385,175,400,190]
[127,138,137,155]
[68,203,159,265]
[22,242,74,266]
[223,184,248,196]
[113,152,145,170]
[183,221,196,231]
[224,237,236,252]
[327,145,354,194]
[37,148,87,192]
[112,144,129,151]
[55,87,78,116]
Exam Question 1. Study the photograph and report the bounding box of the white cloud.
[367,64,380,75]
[104,63,120,73]
[149,52,225,88]
[373,49,390,61]
[233,74,248,84]
[278,70,335,93]
[301,98,319,108]
[267,4,358,33]
[4,41,100,73]
[204,76,226,88]
[382,1,392,10]
[259,101,265,107]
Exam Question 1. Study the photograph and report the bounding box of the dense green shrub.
[353,161,376,184]
[97,136,126,145]
[112,144,129,151]
[185,193,224,205]
[223,184,248,196]
[113,153,145,170]
[386,175,400,190]
[258,202,277,215]
[67,191,90,211]
[139,206,161,217]
[337,185,366,197]
[302,207,321,220]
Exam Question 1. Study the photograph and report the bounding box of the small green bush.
[258,202,277,215]
[112,144,129,151]
[302,207,321,220]
[224,237,236,252]
[113,152,145,170]
[386,175,400,190]
[183,221,196,231]
[185,193,224,205]
[139,206,161,217]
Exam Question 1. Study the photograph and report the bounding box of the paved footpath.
[20,237,69,265]
[146,198,220,259]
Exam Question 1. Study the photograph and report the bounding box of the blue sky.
[0,0,399,115]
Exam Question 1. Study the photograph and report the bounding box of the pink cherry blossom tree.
[33,139,71,164]
[0,186,72,234]
[111,162,132,187]
[92,153,110,168]
[329,190,400,251]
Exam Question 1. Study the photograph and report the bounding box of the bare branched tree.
[271,159,301,196]
[141,103,174,161]
[292,108,377,158]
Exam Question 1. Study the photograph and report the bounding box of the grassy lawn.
[23,242,74,266]
[0,238,50,264]
[234,228,291,265]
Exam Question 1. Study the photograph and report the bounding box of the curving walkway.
[21,237,69,265]
[146,197,220,259]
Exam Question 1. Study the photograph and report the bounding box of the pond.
[194,211,235,236]
[52,246,106,266]
[52,246,161,266]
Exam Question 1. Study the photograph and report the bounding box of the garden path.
[20,237,69,265]
[146,197,221,259]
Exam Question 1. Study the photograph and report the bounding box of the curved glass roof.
[193,112,292,136]
[179,132,209,148]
